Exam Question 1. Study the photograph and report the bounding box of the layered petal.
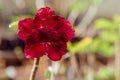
[33,7,55,29]
[25,29,40,45]
[24,43,46,59]
[18,18,33,40]
[46,42,67,61]
[45,16,62,30]
[46,15,75,42]
[62,20,75,41]
[56,16,74,41]
[34,7,55,20]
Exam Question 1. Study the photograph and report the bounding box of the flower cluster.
[18,7,75,61]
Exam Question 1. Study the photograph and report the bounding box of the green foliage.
[93,15,120,56]
[100,31,118,43]
[113,15,120,24]
[68,15,120,57]
[11,15,33,22]
[95,18,114,30]
[9,21,18,33]
[45,70,51,79]
[95,67,115,80]
[84,38,114,57]
[92,38,114,57]
[67,36,115,57]
[67,38,92,53]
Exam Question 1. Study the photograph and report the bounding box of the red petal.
[34,7,55,20]
[18,18,33,40]
[24,43,46,59]
[45,16,74,42]
[63,20,75,40]
[46,42,67,61]
[56,16,75,41]
[18,30,28,41]
[45,16,60,29]
[33,7,55,29]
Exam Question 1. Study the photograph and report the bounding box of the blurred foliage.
[11,15,33,22]
[95,19,114,30]
[45,70,51,80]
[71,0,86,12]
[9,21,18,33]
[95,67,115,80]
[93,0,103,6]
[68,15,120,57]
[14,46,24,59]
[67,37,92,53]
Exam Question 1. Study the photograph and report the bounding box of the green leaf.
[99,43,115,57]
[95,19,114,30]
[88,38,115,57]
[45,70,51,79]
[67,38,92,53]
[100,31,118,42]
[11,15,32,22]
[9,21,18,33]
[95,67,115,80]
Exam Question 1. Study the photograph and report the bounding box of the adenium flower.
[18,7,75,61]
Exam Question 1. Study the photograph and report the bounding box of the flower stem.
[29,58,40,80]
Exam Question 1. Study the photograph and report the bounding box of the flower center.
[38,28,57,42]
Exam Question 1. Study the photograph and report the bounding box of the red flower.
[18,7,75,61]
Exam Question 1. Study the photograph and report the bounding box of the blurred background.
[0,0,120,80]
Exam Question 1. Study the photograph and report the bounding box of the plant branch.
[76,5,98,37]
[29,58,40,80]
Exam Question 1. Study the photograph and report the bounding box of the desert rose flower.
[18,7,75,61]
